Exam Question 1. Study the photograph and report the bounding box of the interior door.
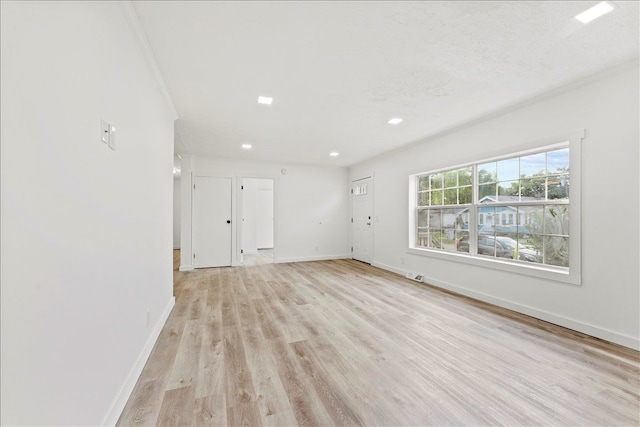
[352,177,373,264]
[193,176,232,268]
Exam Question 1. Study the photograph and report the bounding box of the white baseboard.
[371,261,406,276]
[372,261,640,350]
[179,264,193,271]
[275,254,351,264]
[101,296,176,426]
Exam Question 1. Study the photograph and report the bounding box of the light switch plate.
[101,119,109,144]
[108,125,116,150]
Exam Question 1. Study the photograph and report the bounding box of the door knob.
[226,220,231,224]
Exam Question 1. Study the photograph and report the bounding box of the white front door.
[193,176,232,268]
[352,177,373,264]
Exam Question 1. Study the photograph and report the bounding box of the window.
[353,183,367,195]
[409,130,583,285]
[416,167,471,252]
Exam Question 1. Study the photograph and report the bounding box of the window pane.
[441,228,457,251]
[519,234,543,263]
[544,236,569,267]
[497,181,519,200]
[518,205,543,235]
[444,188,457,205]
[418,192,429,206]
[494,206,517,233]
[459,186,472,204]
[478,206,496,233]
[479,183,496,201]
[428,230,442,249]
[417,209,428,228]
[418,176,429,191]
[442,208,467,229]
[417,229,429,248]
[497,157,519,181]
[444,170,457,188]
[430,173,443,189]
[520,152,546,178]
[431,190,443,205]
[547,148,569,174]
[459,167,472,186]
[547,175,569,200]
[544,205,569,236]
[496,234,518,260]
[429,210,442,229]
[478,162,496,184]
[456,231,469,253]
[519,178,545,200]
[477,236,497,257]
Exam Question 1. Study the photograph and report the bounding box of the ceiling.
[133,1,639,167]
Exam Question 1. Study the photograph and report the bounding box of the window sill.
[406,247,580,286]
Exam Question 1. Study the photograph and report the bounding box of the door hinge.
[351,189,353,194]
[193,253,196,259]
[193,183,195,190]
[241,249,244,254]
[241,185,244,190]
[351,218,353,223]
[351,247,353,252]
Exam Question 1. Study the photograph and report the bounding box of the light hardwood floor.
[242,249,274,266]
[117,251,640,426]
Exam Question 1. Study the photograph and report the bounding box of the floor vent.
[405,272,424,282]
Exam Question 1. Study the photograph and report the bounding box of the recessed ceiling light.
[257,96,273,105]
[329,152,340,157]
[242,144,252,149]
[388,118,403,125]
[575,1,614,24]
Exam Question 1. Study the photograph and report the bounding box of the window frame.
[408,130,584,286]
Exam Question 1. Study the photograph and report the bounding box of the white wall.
[350,63,640,349]
[180,157,349,269]
[1,2,176,425]
[242,178,274,253]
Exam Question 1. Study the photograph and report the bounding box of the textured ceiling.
[133,1,639,167]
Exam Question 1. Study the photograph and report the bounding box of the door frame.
[350,174,374,263]
[191,173,236,267]
[236,174,279,265]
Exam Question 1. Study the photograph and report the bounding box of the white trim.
[101,296,176,426]
[371,261,406,276]
[179,264,194,272]
[243,250,259,255]
[275,254,351,264]
[372,261,639,350]
[120,2,179,120]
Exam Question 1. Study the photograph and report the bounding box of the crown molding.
[120,1,179,120]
